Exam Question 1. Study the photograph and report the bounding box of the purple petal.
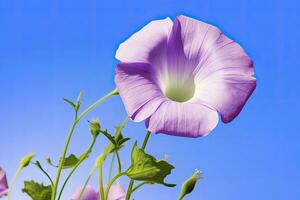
[146,101,219,137]
[0,167,8,198]
[115,63,166,122]
[164,16,197,87]
[71,185,99,200]
[107,183,126,200]
[116,18,173,63]
[172,15,256,122]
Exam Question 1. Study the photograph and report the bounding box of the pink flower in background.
[71,185,99,200]
[107,183,126,200]
[115,15,256,137]
[71,184,126,200]
[0,167,8,198]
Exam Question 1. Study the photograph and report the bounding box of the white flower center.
[164,79,195,102]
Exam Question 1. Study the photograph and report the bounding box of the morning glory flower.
[71,184,126,200]
[115,15,256,137]
[0,167,8,197]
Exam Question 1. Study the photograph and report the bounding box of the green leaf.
[126,142,176,187]
[101,129,116,145]
[46,157,57,167]
[106,126,130,153]
[22,181,52,200]
[63,98,76,108]
[61,154,80,169]
[46,154,83,169]
[118,137,130,146]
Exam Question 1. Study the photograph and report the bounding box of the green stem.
[32,161,54,186]
[99,165,105,200]
[78,116,128,200]
[57,136,97,200]
[79,166,97,200]
[98,117,129,200]
[7,166,23,200]
[108,153,116,181]
[51,88,118,200]
[125,130,151,200]
[115,150,122,173]
[105,117,129,154]
[131,182,149,193]
[178,195,184,200]
[104,173,125,200]
[77,88,119,121]
[142,131,151,150]
[51,116,78,200]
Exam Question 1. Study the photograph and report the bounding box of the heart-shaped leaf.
[126,142,176,187]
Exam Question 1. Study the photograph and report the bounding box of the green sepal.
[75,91,83,111]
[126,142,175,187]
[88,118,101,136]
[22,180,52,200]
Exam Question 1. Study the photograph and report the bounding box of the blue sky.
[0,0,299,199]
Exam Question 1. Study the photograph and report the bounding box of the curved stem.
[79,166,97,200]
[57,136,97,200]
[77,88,118,121]
[7,166,23,200]
[104,173,125,200]
[51,88,118,200]
[125,130,151,200]
[131,182,149,193]
[32,161,54,186]
[115,150,122,173]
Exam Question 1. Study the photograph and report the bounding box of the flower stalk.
[7,153,35,200]
[51,88,118,200]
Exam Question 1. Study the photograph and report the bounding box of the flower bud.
[20,153,35,168]
[89,118,101,137]
[179,169,202,200]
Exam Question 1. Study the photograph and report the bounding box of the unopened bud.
[89,118,101,136]
[20,153,35,168]
[179,169,202,200]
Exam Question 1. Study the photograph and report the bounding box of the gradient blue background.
[0,0,299,199]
